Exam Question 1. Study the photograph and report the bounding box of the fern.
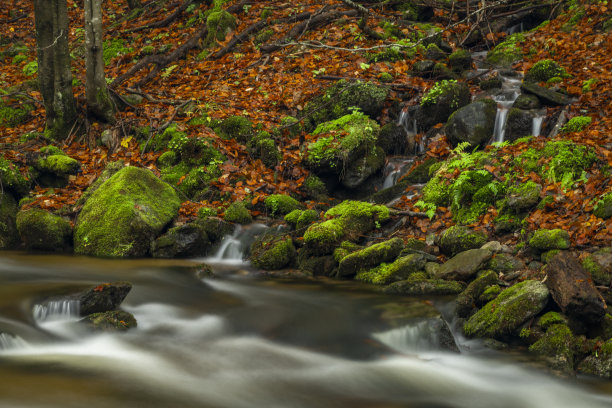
[415,200,436,219]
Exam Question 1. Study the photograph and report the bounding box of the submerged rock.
[464,280,549,339]
[75,166,181,258]
[86,310,137,332]
[77,281,133,316]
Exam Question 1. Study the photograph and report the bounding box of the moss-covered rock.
[456,270,499,318]
[356,253,426,285]
[417,80,470,130]
[448,49,472,72]
[0,156,30,198]
[0,99,33,127]
[436,248,493,281]
[304,80,389,129]
[445,99,497,149]
[528,323,575,373]
[151,222,210,258]
[33,152,80,188]
[86,310,137,332]
[247,131,281,168]
[264,194,302,216]
[214,115,253,143]
[524,59,567,83]
[577,338,612,379]
[337,237,404,278]
[486,33,524,67]
[593,191,612,219]
[439,225,487,256]
[513,94,540,110]
[75,166,181,258]
[478,284,502,303]
[302,175,328,200]
[505,181,541,211]
[205,10,236,47]
[16,208,72,252]
[250,234,296,270]
[0,193,19,249]
[504,108,533,142]
[463,280,550,339]
[529,229,571,251]
[224,201,252,224]
[303,201,389,255]
[520,81,572,106]
[488,253,525,274]
[284,209,319,231]
[196,216,234,243]
[561,116,592,133]
[76,161,125,207]
[582,248,612,287]
[384,278,464,296]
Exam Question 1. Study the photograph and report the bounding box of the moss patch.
[16,208,72,252]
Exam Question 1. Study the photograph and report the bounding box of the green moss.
[593,191,612,219]
[214,115,252,143]
[524,59,567,83]
[250,236,296,270]
[366,39,417,63]
[561,116,592,133]
[0,156,30,197]
[421,80,457,107]
[157,151,178,169]
[295,209,318,231]
[378,72,393,82]
[479,284,502,303]
[254,29,274,44]
[247,132,281,168]
[103,38,133,66]
[505,181,541,211]
[303,218,345,254]
[383,278,464,296]
[539,312,566,330]
[356,253,426,285]
[141,45,155,55]
[39,145,64,156]
[87,310,137,331]
[205,10,237,47]
[16,208,72,252]
[0,193,19,249]
[333,240,363,263]
[582,78,598,93]
[485,33,524,67]
[264,194,301,216]
[448,49,472,71]
[224,201,252,224]
[529,229,571,251]
[541,249,562,263]
[74,166,181,258]
[439,225,487,256]
[303,175,328,199]
[36,154,79,175]
[529,324,575,370]
[337,237,404,278]
[0,100,33,127]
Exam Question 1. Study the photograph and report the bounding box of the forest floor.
[1,0,610,248]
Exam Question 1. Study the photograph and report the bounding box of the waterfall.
[397,108,422,154]
[206,224,269,265]
[532,115,544,137]
[372,320,443,353]
[381,158,415,189]
[0,333,28,350]
[32,300,80,323]
[492,90,520,143]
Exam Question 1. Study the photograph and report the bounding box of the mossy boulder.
[0,193,20,249]
[0,156,30,198]
[151,222,211,258]
[504,108,534,142]
[303,201,389,255]
[297,248,337,276]
[336,237,404,278]
[582,248,612,287]
[224,201,252,224]
[356,253,426,285]
[304,111,383,189]
[520,82,571,106]
[247,132,281,168]
[304,80,389,129]
[214,116,253,143]
[445,99,497,149]
[577,339,612,379]
[513,94,540,110]
[0,99,33,127]
[205,10,237,47]
[528,323,575,373]
[384,278,464,296]
[250,234,296,270]
[75,161,125,207]
[436,248,493,281]
[506,181,541,211]
[74,166,181,258]
[464,280,550,339]
[302,175,328,200]
[439,225,487,256]
[16,208,72,252]
[593,192,612,219]
[488,253,525,274]
[86,310,137,332]
[417,80,470,130]
[284,209,319,231]
[448,49,472,72]
[485,34,523,67]
[529,229,571,251]
[264,194,302,216]
[196,216,234,243]
[524,59,566,83]
[33,152,80,188]
[456,270,499,318]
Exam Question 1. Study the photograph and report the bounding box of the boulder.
[85,310,137,332]
[384,278,464,296]
[356,253,426,285]
[456,270,499,318]
[0,156,30,198]
[504,108,533,142]
[445,99,497,148]
[76,281,133,316]
[524,59,566,83]
[16,208,72,252]
[439,225,487,256]
[577,339,612,379]
[436,248,493,281]
[448,49,472,72]
[337,237,404,278]
[520,82,572,106]
[250,235,296,270]
[416,80,471,130]
[528,323,576,374]
[411,59,436,78]
[529,228,571,251]
[74,166,181,258]
[513,94,540,110]
[582,248,612,287]
[594,192,612,219]
[545,252,606,326]
[33,153,80,188]
[464,280,550,339]
[152,222,210,258]
[505,181,541,211]
[297,249,337,276]
[488,253,525,274]
[0,193,19,249]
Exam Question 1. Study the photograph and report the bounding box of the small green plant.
[582,78,598,92]
[415,200,436,219]
[162,64,179,79]
[561,116,592,133]
[22,61,37,76]
[421,80,458,107]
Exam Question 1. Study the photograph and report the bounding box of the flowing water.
[1,251,611,408]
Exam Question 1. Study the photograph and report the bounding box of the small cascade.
[207,224,268,265]
[532,115,545,137]
[372,320,443,353]
[0,333,28,350]
[32,300,80,323]
[492,89,520,143]
[506,22,524,35]
[381,158,414,189]
[397,107,422,154]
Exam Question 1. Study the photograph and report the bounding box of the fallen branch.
[390,209,431,218]
[130,0,194,33]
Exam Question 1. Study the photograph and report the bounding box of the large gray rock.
[464,280,550,339]
[545,252,606,326]
[417,80,471,130]
[74,166,181,258]
[504,108,533,142]
[152,222,210,258]
[445,99,497,148]
[520,82,572,106]
[436,248,493,281]
[439,225,487,256]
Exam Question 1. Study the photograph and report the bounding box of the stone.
[224,201,252,224]
[504,108,534,142]
[488,253,525,274]
[481,241,502,252]
[577,339,612,379]
[356,253,426,284]
[529,228,571,251]
[593,192,612,219]
[456,270,499,318]
[383,278,464,296]
[582,248,612,287]
[528,324,576,374]
[436,248,493,281]
[152,222,210,258]
[520,82,572,106]
[439,225,488,256]
[506,181,542,211]
[411,59,436,78]
[513,94,540,110]
[86,310,137,332]
[77,281,133,316]
[0,193,19,249]
[545,252,606,326]
[250,235,296,270]
[74,166,181,258]
[16,208,72,252]
[464,280,550,339]
[337,237,404,278]
[445,99,497,148]
[448,49,472,71]
[416,80,471,130]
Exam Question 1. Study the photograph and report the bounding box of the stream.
[1,249,612,408]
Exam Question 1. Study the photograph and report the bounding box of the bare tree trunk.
[33,0,78,140]
[85,0,115,122]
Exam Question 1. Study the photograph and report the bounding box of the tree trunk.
[85,0,115,122]
[127,0,141,9]
[33,0,78,140]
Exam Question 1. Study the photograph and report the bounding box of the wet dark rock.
[520,82,572,106]
[456,270,499,318]
[152,222,210,258]
[545,252,606,326]
[384,278,464,296]
[436,248,493,281]
[445,99,497,148]
[504,108,533,142]
[377,123,408,155]
[479,78,502,90]
[416,80,470,130]
[77,281,133,316]
[513,94,541,110]
[0,192,19,250]
[85,310,137,332]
